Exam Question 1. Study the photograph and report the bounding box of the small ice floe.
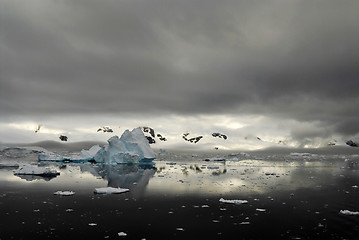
[14,165,60,177]
[54,191,75,196]
[219,198,248,205]
[118,232,127,237]
[256,208,266,212]
[240,222,250,225]
[339,210,359,215]
[94,187,129,194]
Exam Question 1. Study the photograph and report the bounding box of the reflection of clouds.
[80,164,156,197]
[146,159,349,196]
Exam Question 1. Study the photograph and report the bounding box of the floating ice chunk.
[54,191,75,196]
[94,187,129,194]
[240,222,250,225]
[256,208,266,212]
[94,127,156,164]
[219,198,248,205]
[118,232,127,236]
[14,165,60,177]
[339,210,359,215]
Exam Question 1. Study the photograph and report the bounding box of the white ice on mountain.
[38,127,155,164]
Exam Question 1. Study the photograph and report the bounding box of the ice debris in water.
[14,165,60,177]
[256,208,266,212]
[219,198,248,205]
[38,127,155,164]
[54,191,75,196]
[118,232,127,237]
[340,210,359,215]
[94,187,129,194]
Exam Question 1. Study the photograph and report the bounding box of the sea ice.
[219,198,248,205]
[14,165,60,177]
[94,187,129,194]
[339,210,359,215]
[54,191,75,196]
[94,127,156,164]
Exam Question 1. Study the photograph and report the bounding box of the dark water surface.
[0,151,358,239]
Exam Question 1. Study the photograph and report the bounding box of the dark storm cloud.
[1,0,359,138]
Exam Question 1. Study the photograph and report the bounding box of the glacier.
[38,127,156,164]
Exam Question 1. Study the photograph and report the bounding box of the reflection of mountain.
[80,164,156,197]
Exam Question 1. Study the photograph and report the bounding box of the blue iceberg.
[38,127,156,164]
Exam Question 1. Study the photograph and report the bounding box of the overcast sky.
[1,0,359,149]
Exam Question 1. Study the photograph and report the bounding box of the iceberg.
[14,165,60,177]
[94,187,129,194]
[38,127,155,164]
[94,127,156,164]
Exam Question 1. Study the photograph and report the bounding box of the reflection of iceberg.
[14,165,60,181]
[38,127,155,164]
[80,164,156,197]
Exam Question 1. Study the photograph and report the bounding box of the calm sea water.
[0,149,358,239]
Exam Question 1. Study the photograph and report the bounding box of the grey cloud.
[1,0,359,140]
